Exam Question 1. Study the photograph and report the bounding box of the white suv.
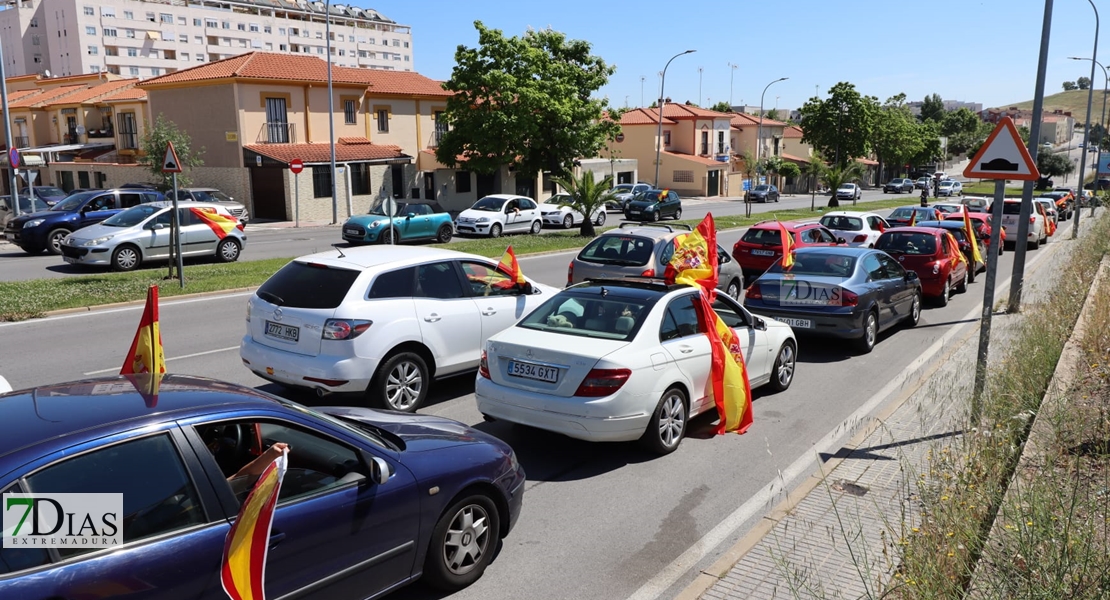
[995,199,1047,250]
[240,246,556,411]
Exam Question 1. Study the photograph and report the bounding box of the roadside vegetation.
[0,196,926,321]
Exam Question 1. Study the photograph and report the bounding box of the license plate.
[779,317,812,328]
[344,228,360,236]
[752,249,775,256]
[63,257,77,264]
[507,360,559,383]
[4,233,14,241]
[265,320,299,342]
[629,210,640,214]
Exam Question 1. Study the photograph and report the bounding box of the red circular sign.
[289,158,304,174]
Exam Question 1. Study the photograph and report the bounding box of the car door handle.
[481,308,497,316]
[677,345,694,354]
[269,532,286,548]
[424,314,441,323]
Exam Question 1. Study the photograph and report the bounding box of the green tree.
[910,120,943,167]
[1037,151,1075,179]
[1078,76,1091,90]
[709,101,732,113]
[436,21,619,180]
[1063,81,1078,91]
[798,82,879,167]
[761,155,784,187]
[550,170,617,237]
[820,161,865,208]
[919,93,946,123]
[765,108,781,121]
[873,94,924,180]
[140,114,204,189]
[803,152,826,210]
[942,107,987,155]
[778,161,801,183]
[1018,125,1031,144]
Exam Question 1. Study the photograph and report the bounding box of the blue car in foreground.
[343,201,455,245]
[4,188,164,255]
[0,375,524,598]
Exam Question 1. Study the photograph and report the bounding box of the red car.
[886,206,943,227]
[732,221,841,281]
[943,211,1004,255]
[875,227,969,306]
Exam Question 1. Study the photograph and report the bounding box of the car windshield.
[637,190,666,203]
[471,196,506,211]
[578,235,658,266]
[741,227,786,246]
[876,232,937,255]
[49,192,99,212]
[102,204,161,227]
[837,185,853,191]
[613,184,634,193]
[4,196,49,212]
[192,190,234,203]
[889,207,927,219]
[544,195,572,205]
[820,216,863,231]
[753,185,771,192]
[28,187,66,198]
[766,251,857,276]
[517,292,655,341]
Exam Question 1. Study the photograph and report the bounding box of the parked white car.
[1034,198,1059,225]
[475,280,797,455]
[995,199,1047,249]
[455,194,542,238]
[539,193,607,229]
[818,211,890,248]
[240,246,557,411]
[60,201,244,271]
[835,183,861,201]
[930,202,965,215]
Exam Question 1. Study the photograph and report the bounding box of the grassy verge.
[888,211,1110,598]
[962,181,1028,196]
[0,196,923,322]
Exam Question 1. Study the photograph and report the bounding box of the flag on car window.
[120,285,165,406]
[777,221,794,269]
[961,205,984,267]
[191,206,239,240]
[221,448,288,600]
[663,213,718,291]
[497,245,527,287]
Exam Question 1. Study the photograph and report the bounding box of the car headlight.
[83,235,114,247]
[24,218,44,228]
[368,220,382,228]
[477,217,490,223]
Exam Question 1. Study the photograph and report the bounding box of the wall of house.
[306,84,368,143]
[363,96,418,153]
[416,98,449,153]
[236,82,305,145]
[656,153,706,196]
[781,136,813,159]
[107,99,150,159]
[148,84,240,167]
[672,120,694,155]
[284,163,401,221]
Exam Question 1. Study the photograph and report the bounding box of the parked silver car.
[567,222,746,299]
[0,195,50,229]
[169,187,250,223]
[609,183,654,211]
[60,201,245,271]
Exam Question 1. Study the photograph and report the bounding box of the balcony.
[14,136,29,149]
[256,122,296,144]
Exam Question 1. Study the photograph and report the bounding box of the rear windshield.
[740,227,784,245]
[517,293,655,341]
[1002,202,1023,215]
[820,216,863,231]
[578,235,658,266]
[876,232,937,255]
[888,208,916,219]
[256,261,360,309]
[766,252,857,276]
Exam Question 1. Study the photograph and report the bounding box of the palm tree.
[551,170,618,237]
[803,151,826,211]
[820,161,865,208]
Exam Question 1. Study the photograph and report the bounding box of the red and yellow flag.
[777,221,795,269]
[665,214,753,435]
[190,206,239,240]
[221,449,288,600]
[1035,203,1056,236]
[497,246,527,287]
[908,210,917,227]
[944,232,966,266]
[962,205,984,267]
[120,285,166,407]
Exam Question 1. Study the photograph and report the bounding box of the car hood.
[540,205,568,214]
[318,406,502,453]
[457,209,500,221]
[10,209,58,224]
[65,222,131,243]
[345,214,390,228]
[627,199,659,209]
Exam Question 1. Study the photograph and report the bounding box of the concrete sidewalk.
[676,222,1088,599]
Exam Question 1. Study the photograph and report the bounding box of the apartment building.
[0,0,412,79]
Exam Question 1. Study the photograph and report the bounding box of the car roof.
[291,245,493,270]
[477,194,529,201]
[600,224,685,240]
[793,246,873,256]
[915,220,964,229]
[822,211,880,218]
[141,201,228,211]
[567,279,688,300]
[0,375,283,462]
[883,226,945,235]
[752,220,819,231]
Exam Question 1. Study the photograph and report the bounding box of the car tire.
[436,224,453,243]
[422,493,501,591]
[46,228,69,255]
[530,220,542,234]
[111,244,142,272]
[216,238,241,263]
[562,214,574,229]
[651,210,661,222]
[19,245,43,255]
[955,268,968,293]
[967,261,977,283]
[379,227,398,245]
[768,341,796,393]
[905,292,922,328]
[854,310,878,354]
[640,386,687,455]
[595,211,607,226]
[937,279,950,307]
[726,278,741,300]
[488,223,502,238]
[370,351,429,413]
[673,207,682,220]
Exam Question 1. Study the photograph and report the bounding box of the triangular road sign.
[963,116,1040,181]
[161,142,183,174]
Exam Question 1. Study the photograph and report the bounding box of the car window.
[712,297,748,329]
[87,194,116,211]
[518,198,537,210]
[119,192,143,208]
[940,235,950,254]
[141,192,161,204]
[368,266,415,299]
[740,227,784,245]
[153,209,175,227]
[861,254,883,280]
[659,294,701,341]
[578,235,655,266]
[257,261,360,309]
[815,228,838,243]
[518,292,651,340]
[460,260,517,297]
[800,229,818,243]
[877,232,937,255]
[195,420,364,506]
[1002,202,1023,215]
[24,434,207,559]
[867,216,884,230]
[416,261,465,299]
[0,482,51,575]
[821,216,863,231]
[878,254,905,279]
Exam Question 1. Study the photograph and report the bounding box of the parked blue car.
[0,375,525,598]
[4,188,164,255]
[343,201,455,245]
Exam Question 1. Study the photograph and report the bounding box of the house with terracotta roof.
[600,104,732,197]
[135,51,458,220]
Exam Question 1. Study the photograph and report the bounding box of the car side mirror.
[518,281,535,295]
[149,223,166,230]
[406,213,415,219]
[837,237,847,244]
[905,271,919,282]
[754,317,767,331]
[368,456,392,486]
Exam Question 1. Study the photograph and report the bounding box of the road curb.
[41,286,259,317]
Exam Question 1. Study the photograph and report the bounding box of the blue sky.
[380,0,1106,113]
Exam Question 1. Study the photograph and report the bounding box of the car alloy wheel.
[956,268,968,293]
[856,311,878,353]
[372,352,428,412]
[673,207,682,220]
[726,279,741,300]
[642,387,687,455]
[907,293,921,327]
[530,220,542,234]
[423,494,501,591]
[111,244,141,272]
[379,227,397,245]
[489,223,502,238]
[595,211,607,226]
[47,228,69,255]
[938,279,950,307]
[562,214,574,229]
[652,210,661,222]
[769,341,796,392]
[437,224,453,243]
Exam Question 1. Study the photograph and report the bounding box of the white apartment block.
[0,0,412,80]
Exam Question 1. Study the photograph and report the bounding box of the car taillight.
[567,261,574,286]
[840,288,859,307]
[641,269,655,277]
[245,302,251,323]
[1029,216,1036,224]
[236,222,245,231]
[853,234,868,243]
[575,368,631,397]
[746,283,762,300]
[479,350,490,379]
[322,319,373,340]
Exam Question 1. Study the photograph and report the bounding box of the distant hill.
[997,89,1110,125]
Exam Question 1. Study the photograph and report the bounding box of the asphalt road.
[0,188,922,282]
[0,219,1068,600]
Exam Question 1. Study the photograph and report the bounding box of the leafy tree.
[873,94,924,180]
[765,108,781,121]
[910,120,943,167]
[820,161,865,208]
[1063,81,1078,91]
[1037,151,1075,179]
[1078,76,1092,90]
[709,101,732,113]
[798,82,879,167]
[778,161,801,182]
[919,93,946,123]
[550,170,616,237]
[803,151,826,210]
[140,115,204,189]
[761,155,784,186]
[436,21,619,180]
[942,107,987,155]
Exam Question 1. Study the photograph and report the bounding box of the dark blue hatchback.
[0,375,524,598]
[4,188,164,255]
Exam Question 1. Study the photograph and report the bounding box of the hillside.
[999,89,1110,125]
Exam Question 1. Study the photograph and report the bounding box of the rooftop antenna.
[332,244,346,258]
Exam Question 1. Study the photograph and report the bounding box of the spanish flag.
[190,206,239,240]
[665,214,753,435]
[961,205,984,267]
[497,246,526,287]
[908,209,917,227]
[120,285,165,406]
[777,221,795,269]
[221,449,287,600]
[944,232,966,266]
[1035,203,1056,236]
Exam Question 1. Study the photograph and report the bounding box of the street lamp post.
[654,50,695,187]
[1072,0,1099,239]
[1070,56,1109,215]
[640,76,645,107]
[326,0,338,224]
[728,62,738,107]
[756,77,788,168]
[698,67,703,107]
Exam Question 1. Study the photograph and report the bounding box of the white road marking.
[84,345,240,375]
